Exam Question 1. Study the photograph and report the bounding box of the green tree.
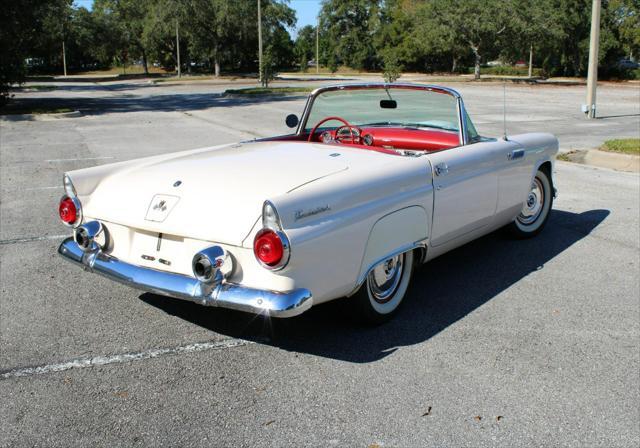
[415,0,512,79]
[319,0,380,70]
[142,0,189,72]
[374,0,422,71]
[0,0,72,101]
[504,0,564,77]
[93,0,151,73]
[609,0,640,60]
[185,0,294,76]
[295,25,316,71]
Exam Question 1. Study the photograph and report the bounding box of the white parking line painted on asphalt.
[0,234,69,245]
[25,186,62,191]
[44,156,115,162]
[0,338,253,379]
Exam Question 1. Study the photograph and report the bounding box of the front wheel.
[508,168,553,238]
[351,250,414,325]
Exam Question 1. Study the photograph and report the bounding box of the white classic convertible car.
[58,83,558,324]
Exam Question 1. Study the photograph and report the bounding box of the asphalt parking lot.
[1,80,639,447]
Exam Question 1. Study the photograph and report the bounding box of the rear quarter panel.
[244,154,433,304]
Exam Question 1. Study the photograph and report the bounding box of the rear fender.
[354,206,428,290]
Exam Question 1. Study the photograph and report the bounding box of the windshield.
[304,87,460,133]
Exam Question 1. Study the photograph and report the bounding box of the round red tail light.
[59,196,78,225]
[253,229,284,267]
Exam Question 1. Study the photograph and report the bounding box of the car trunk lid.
[81,141,348,246]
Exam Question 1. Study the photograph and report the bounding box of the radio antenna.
[503,82,508,140]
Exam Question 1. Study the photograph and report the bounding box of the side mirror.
[285,114,299,128]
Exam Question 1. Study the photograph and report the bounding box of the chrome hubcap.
[368,254,404,303]
[518,178,544,225]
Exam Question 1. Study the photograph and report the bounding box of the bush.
[260,51,276,88]
[383,53,403,83]
[474,65,544,77]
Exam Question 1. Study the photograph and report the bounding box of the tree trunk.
[471,44,481,80]
[214,59,220,77]
[451,56,458,73]
[528,44,533,78]
[142,50,149,75]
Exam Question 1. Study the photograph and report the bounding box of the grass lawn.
[225,87,314,95]
[600,139,640,155]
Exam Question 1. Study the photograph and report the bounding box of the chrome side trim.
[58,238,313,318]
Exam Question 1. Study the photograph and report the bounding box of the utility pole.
[316,16,320,74]
[176,20,181,78]
[585,0,601,119]
[62,40,67,77]
[528,44,533,78]
[258,0,263,85]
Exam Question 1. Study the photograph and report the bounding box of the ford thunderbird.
[58,84,558,324]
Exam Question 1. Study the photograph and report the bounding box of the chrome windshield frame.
[296,83,470,146]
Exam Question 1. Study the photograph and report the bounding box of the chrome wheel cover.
[518,178,545,225]
[368,254,404,304]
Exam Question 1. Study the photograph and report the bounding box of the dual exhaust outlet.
[74,221,105,252]
[75,221,230,285]
[192,246,230,285]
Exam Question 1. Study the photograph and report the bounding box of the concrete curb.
[560,149,639,173]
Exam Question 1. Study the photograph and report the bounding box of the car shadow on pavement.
[140,208,610,363]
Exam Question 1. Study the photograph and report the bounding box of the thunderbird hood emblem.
[153,200,167,211]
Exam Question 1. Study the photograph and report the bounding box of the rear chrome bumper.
[58,237,312,318]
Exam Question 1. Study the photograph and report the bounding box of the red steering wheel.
[307,116,360,144]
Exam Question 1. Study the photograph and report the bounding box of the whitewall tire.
[509,168,553,238]
[352,250,414,325]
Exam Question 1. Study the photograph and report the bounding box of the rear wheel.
[352,250,414,325]
[509,168,553,238]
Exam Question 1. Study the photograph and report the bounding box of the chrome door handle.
[508,149,525,160]
[435,162,449,176]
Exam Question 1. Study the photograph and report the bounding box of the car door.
[428,140,513,247]
[495,142,532,218]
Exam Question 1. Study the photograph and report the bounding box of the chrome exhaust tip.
[192,246,229,284]
[74,221,103,252]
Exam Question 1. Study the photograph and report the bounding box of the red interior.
[270,126,459,154]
